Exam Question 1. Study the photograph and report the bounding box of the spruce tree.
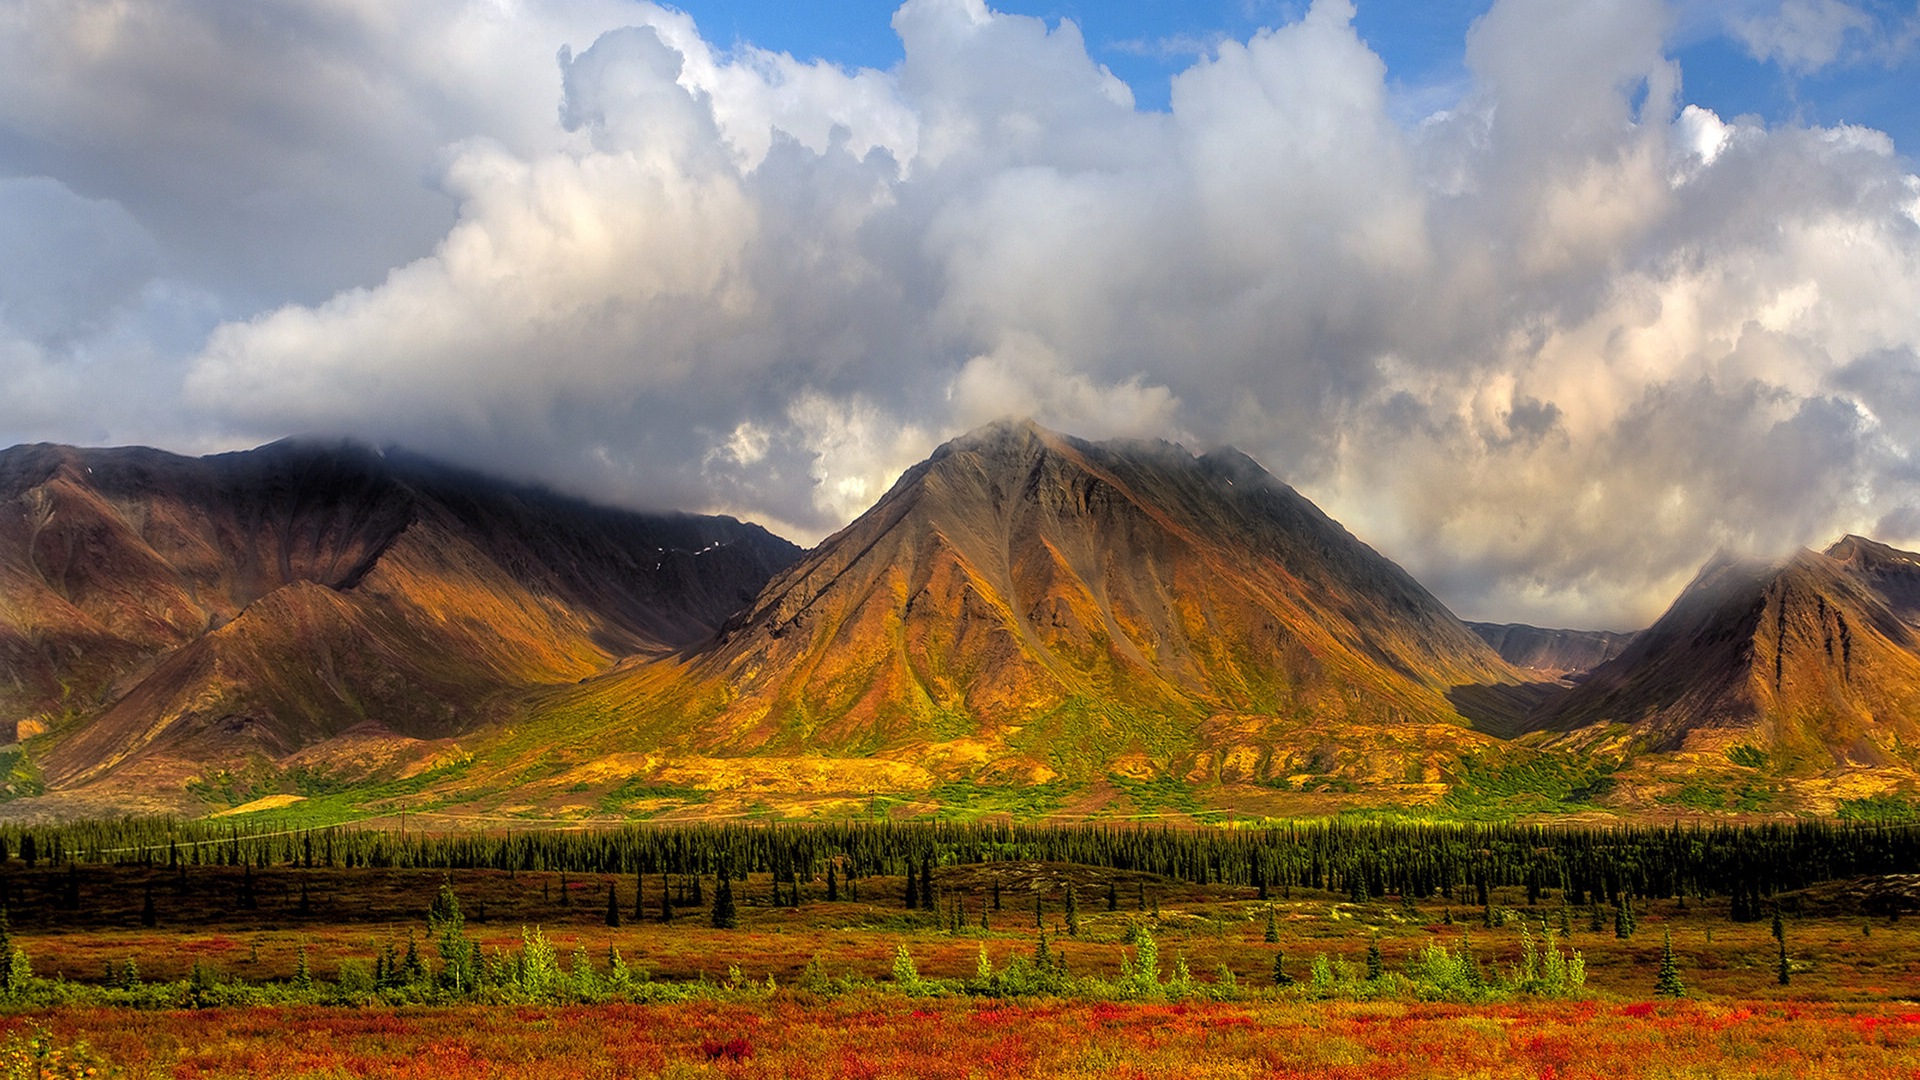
[1264,905,1279,943]
[1771,909,1785,945]
[1653,929,1684,998]
[605,883,622,928]
[661,875,674,923]
[1065,883,1081,937]
[1108,882,1119,912]
[1272,949,1294,986]
[141,882,157,928]
[1366,935,1384,981]
[904,862,919,909]
[298,879,311,917]
[1615,904,1631,939]
[827,863,839,902]
[1777,938,1791,986]
[634,870,645,922]
[712,869,738,929]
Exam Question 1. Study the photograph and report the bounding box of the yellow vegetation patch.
[651,756,938,793]
[212,794,306,817]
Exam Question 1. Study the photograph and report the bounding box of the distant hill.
[1468,622,1636,678]
[1534,536,1920,776]
[0,440,798,810]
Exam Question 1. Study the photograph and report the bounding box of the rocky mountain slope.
[506,420,1531,803]
[1534,537,1920,776]
[0,440,798,808]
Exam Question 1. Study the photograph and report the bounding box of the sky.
[1,0,1918,631]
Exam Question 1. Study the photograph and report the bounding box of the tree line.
[1,817,1914,916]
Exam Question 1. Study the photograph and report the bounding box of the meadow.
[0,819,1917,1077]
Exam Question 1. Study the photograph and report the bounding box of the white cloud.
[1729,0,1876,72]
[3,0,1920,628]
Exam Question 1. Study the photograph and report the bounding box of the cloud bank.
[3,0,1919,629]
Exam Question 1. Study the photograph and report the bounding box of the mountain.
[1469,622,1635,678]
[506,420,1530,805]
[0,440,799,808]
[1534,537,1920,774]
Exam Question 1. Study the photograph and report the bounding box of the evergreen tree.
[1065,882,1081,937]
[1108,881,1119,912]
[1771,909,1785,945]
[1366,935,1384,981]
[1272,950,1294,986]
[0,908,13,993]
[1590,902,1606,933]
[1265,904,1279,943]
[402,929,426,985]
[827,863,839,902]
[634,870,645,922]
[1777,938,1791,986]
[64,863,80,910]
[240,863,256,910]
[298,879,311,917]
[141,882,157,928]
[921,853,935,909]
[712,869,738,930]
[1615,904,1631,939]
[661,875,675,924]
[294,944,313,991]
[605,883,622,928]
[992,879,1002,911]
[904,862,920,909]
[1654,929,1684,998]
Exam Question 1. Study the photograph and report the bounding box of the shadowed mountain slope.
[0,440,799,801]
[1534,537,1920,771]
[533,421,1528,787]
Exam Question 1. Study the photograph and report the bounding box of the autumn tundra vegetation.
[0,818,1913,1076]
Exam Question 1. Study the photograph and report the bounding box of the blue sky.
[667,0,1920,152]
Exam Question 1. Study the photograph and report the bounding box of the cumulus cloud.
[1728,0,1877,72]
[5,0,1920,629]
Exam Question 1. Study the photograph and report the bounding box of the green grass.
[1836,794,1919,823]
[1432,752,1616,819]
[1107,775,1230,824]
[920,781,1077,820]
[1667,777,1780,814]
[596,778,711,813]
[0,748,45,801]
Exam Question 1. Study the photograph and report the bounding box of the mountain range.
[3,421,1918,822]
